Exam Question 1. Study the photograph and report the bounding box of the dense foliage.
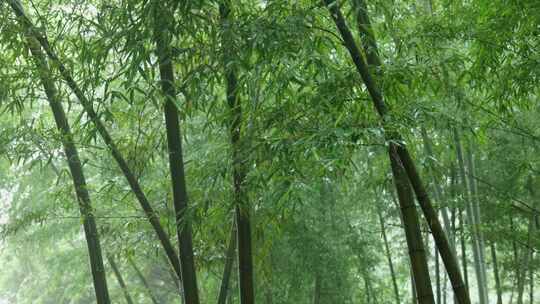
[0,0,538,303]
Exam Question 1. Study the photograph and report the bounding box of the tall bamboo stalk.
[325,1,469,303]
[17,29,110,304]
[16,14,110,302]
[490,242,503,304]
[465,143,489,303]
[218,222,237,304]
[152,3,200,302]
[377,206,401,304]
[220,1,255,303]
[453,128,487,304]
[6,0,183,284]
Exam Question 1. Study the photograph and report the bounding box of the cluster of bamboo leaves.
[0,0,538,303]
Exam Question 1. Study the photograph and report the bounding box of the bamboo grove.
[0,0,538,303]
